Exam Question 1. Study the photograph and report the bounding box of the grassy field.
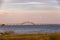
[0,33,60,40]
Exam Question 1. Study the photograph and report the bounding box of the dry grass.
[0,33,60,40]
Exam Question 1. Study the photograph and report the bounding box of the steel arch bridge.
[20,21,35,25]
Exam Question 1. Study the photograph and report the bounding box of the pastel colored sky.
[0,0,60,24]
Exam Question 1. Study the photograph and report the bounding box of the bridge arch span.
[20,21,35,25]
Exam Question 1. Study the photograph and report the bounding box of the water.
[0,25,60,34]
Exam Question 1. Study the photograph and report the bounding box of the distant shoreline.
[0,24,60,26]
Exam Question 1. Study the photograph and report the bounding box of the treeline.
[0,24,5,26]
[0,24,60,26]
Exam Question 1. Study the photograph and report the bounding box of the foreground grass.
[0,33,60,40]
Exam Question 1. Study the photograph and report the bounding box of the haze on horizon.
[0,0,60,24]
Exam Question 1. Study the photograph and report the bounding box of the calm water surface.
[0,25,60,34]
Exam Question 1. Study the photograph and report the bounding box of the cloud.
[17,2,46,4]
[1,0,60,10]
[1,1,58,10]
[8,0,54,3]
[48,0,59,6]
[6,0,46,3]
[52,6,60,10]
[2,0,59,6]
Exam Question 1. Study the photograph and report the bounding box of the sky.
[0,0,60,24]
